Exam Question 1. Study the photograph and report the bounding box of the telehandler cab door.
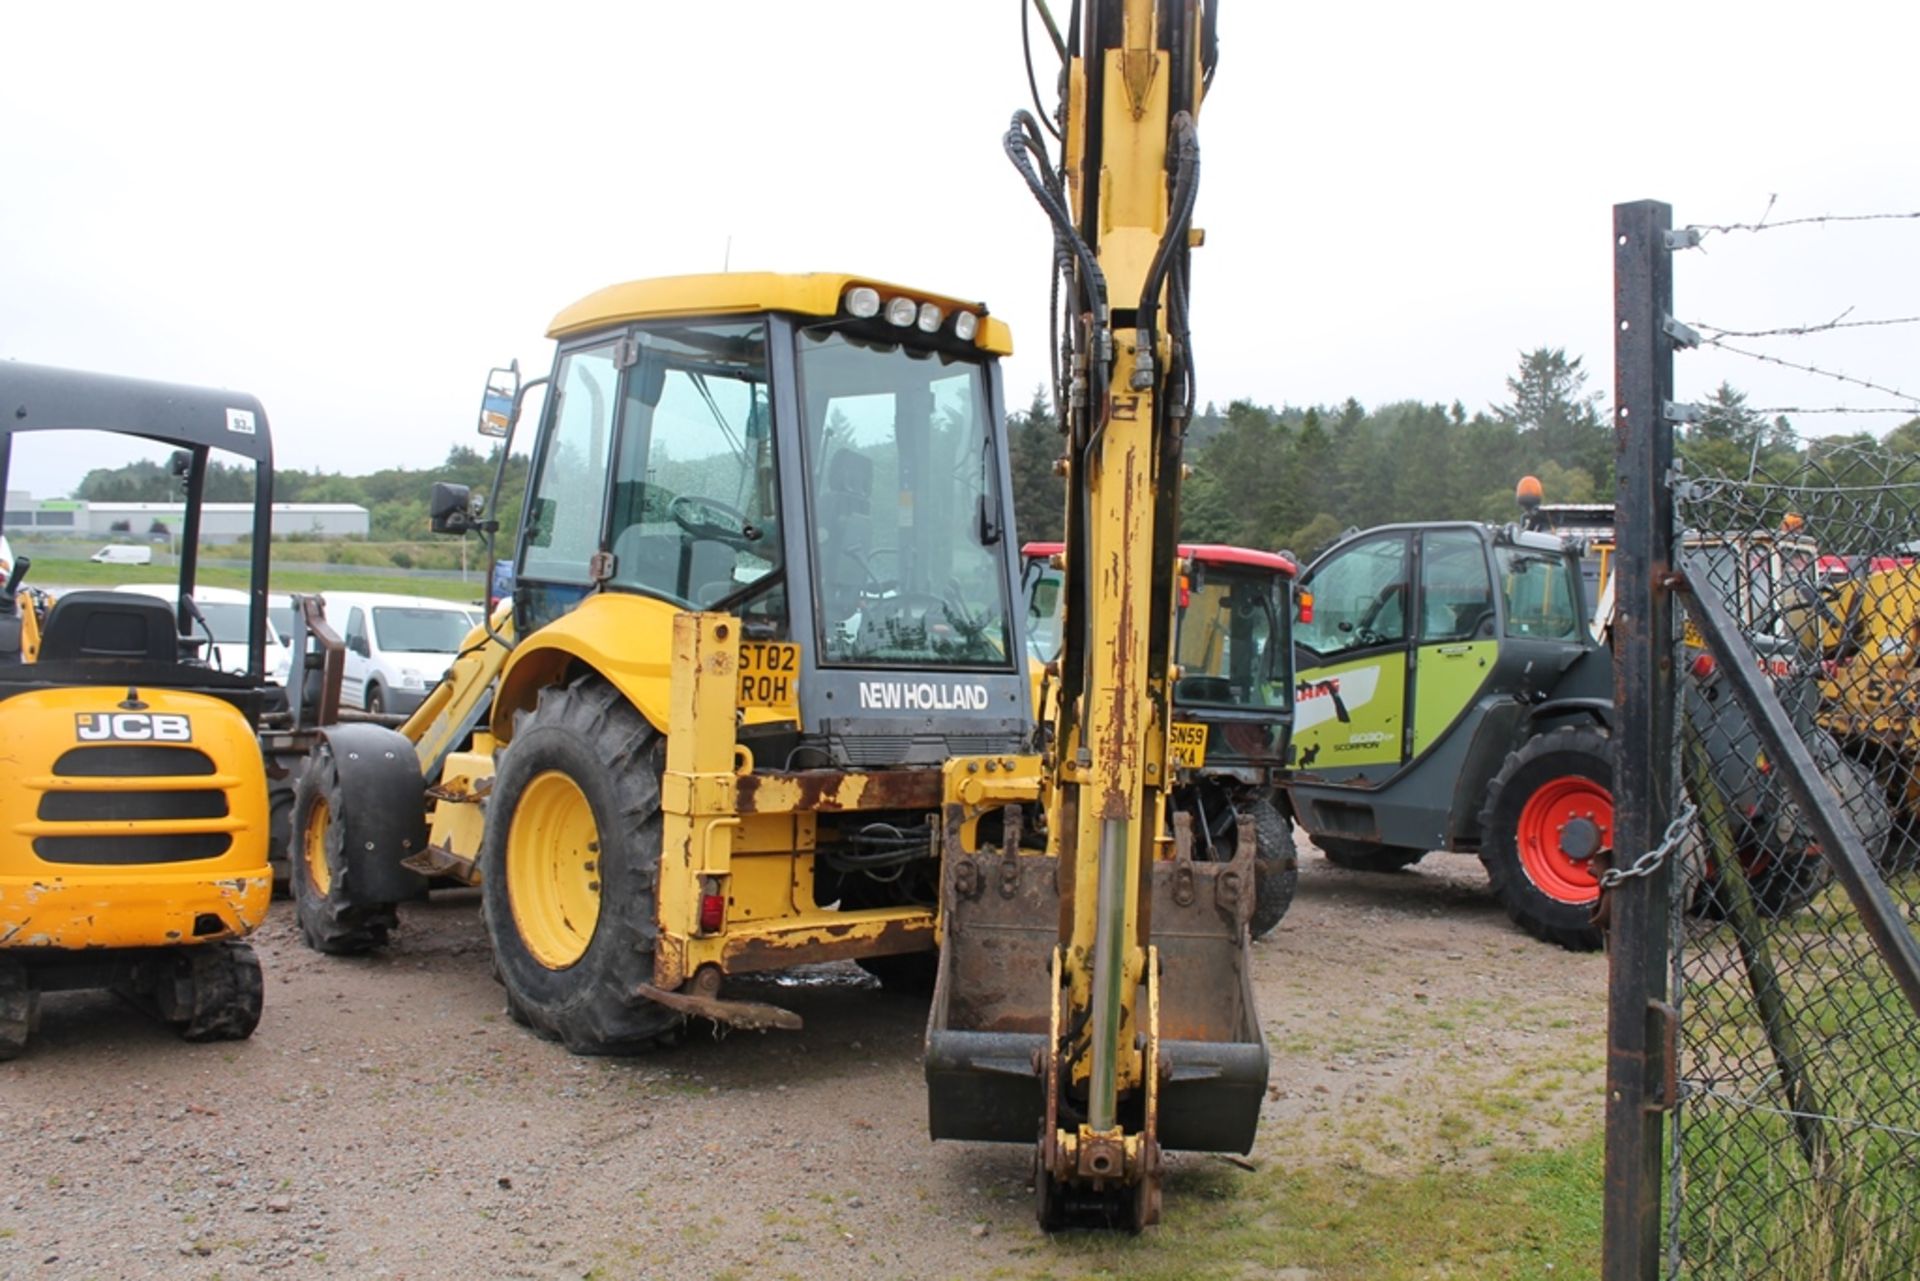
[1292,531,1413,773]
[1292,525,1505,778]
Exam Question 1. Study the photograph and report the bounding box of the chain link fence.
[1663,437,1920,1279]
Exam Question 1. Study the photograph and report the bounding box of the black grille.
[37,790,228,822]
[32,833,231,864]
[53,746,216,777]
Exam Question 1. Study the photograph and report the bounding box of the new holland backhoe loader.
[924,0,1266,1230]
[0,364,275,1058]
[288,271,1040,1047]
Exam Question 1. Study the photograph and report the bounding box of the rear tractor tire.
[0,957,40,1061]
[290,741,401,955]
[1479,725,1612,952]
[480,677,684,1055]
[1316,836,1428,874]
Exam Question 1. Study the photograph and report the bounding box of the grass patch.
[30,557,481,602]
[1029,1136,1601,1281]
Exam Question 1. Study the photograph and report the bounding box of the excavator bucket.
[925,813,1266,1157]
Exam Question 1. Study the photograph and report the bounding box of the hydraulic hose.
[1133,111,1200,389]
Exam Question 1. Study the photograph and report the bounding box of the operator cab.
[458,274,1030,768]
[0,365,279,724]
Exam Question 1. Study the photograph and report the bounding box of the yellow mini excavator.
[0,364,275,1058]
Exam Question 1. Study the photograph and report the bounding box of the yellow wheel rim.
[304,793,333,896]
[507,771,603,970]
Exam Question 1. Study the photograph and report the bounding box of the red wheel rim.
[1515,775,1612,905]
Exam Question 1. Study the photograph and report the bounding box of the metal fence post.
[1604,198,1679,1281]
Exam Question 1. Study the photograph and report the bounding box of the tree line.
[1009,345,1920,562]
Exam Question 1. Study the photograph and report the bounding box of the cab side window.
[521,342,621,583]
[1419,530,1495,642]
[1297,535,1410,659]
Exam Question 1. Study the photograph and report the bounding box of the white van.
[116,583,292,681]
[91,544,153,566]
[321,591,481,714]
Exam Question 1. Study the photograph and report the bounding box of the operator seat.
[37,591,180,665]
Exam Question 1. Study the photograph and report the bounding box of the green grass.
[1674,883,1920,1281]
[30,557,482,602]
[1025,1136,1602,1281]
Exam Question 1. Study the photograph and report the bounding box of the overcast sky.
[4,1,1915,499]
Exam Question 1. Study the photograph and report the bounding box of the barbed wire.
[1685,194,1920,240]
[1698,336,1920,408]
[1692,306,1920,340]
[1745,406,1920,418]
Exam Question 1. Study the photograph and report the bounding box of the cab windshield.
[797,329,1011,668]
[1175,565,1290,708]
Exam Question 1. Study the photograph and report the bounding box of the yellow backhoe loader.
[289,273,1040,1049]
[289,0,1257,1226]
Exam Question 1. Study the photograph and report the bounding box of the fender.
[1525,696,1613,734]
[492,593,680,740]
[311,721,429,903]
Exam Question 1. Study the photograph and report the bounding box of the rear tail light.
[699,891,726,934]
[1689,653,1716,680]
[1298,591,1314,625]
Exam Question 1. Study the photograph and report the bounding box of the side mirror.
[430,482,475,535]
[350,634,370,658]
[479,362,519,438]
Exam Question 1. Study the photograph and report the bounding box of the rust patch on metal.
[733,767,941,815]
[720,916,932,973]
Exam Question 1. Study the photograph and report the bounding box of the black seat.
[37,591,179,665]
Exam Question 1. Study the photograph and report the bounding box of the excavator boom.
[927,0,1264,1230]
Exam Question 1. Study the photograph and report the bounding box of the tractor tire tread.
[482,675,682,1055]
[1479,725,1609,952]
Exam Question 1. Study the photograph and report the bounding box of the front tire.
[290,742,400,954]
[481,677,682,1054]
[1479,725,1611,952]
[366,684,386,715]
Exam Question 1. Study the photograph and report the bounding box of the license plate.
[737,642,800,711]
[1168,720,1208,769]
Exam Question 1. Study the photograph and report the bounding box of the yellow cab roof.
[546,271,1013,356]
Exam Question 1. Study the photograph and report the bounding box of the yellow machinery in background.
[0,364,276,1059]
[925,0,1265,1229]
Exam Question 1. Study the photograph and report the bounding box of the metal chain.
[1598,801,1698,888]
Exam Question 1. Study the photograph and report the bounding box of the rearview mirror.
[479,361,519,438]
[430,481,475,535]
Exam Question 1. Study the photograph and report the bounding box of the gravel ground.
[0,844,1607,1280]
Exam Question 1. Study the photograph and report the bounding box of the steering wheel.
[857,592,957,641]
[669,494,760,550]
[1354,581,1405,648]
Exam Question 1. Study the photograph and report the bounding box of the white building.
[3,496,371,543]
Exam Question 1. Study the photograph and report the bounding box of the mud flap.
[925,820,1267,1155]
[312,722,430,903]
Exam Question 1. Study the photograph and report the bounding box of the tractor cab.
[1023,540,1301,935]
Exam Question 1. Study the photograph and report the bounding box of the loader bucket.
[925,828,1267,1155]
